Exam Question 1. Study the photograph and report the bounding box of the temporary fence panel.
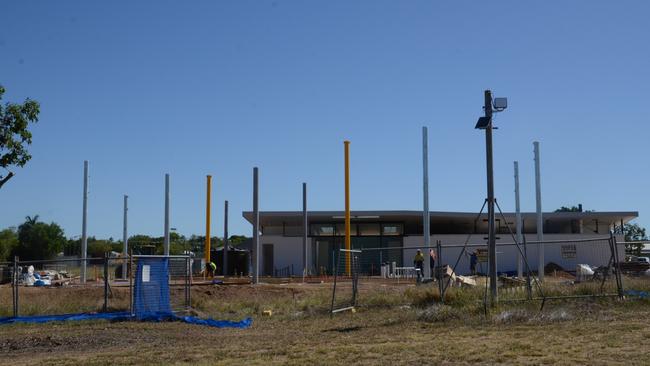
[130,255,191,318]
[330,249,361,315]
[9,257,108,317]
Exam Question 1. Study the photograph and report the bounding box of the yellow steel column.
[205,175,212,265]
[344,141,351,276]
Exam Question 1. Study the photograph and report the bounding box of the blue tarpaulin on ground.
[179,315,252,328]
[625,290,649,299]
[0,311,252,328]
[0,312,133,325]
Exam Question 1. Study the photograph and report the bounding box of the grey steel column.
[422,126,431,278]
[302,182,308,278]
[534,141,544,281]
[484,90,497,303]
[253,167,260,284]
[122,195,128,279]
[164,174,170,256]
[81,160,88,284]
[514,162,523,278]
[223,200,229,277]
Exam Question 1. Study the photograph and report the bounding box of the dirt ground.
[1,282,650,365]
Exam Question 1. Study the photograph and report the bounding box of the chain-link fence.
[332,234,624,308]
[330,249,360,315]
[3,257,110,317]
[128,255,192,316]
[1,254,192,319]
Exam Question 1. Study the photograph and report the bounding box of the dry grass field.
[1,279,650,365]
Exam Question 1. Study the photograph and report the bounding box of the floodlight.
[493,97,507,111]
[475,116,491,129]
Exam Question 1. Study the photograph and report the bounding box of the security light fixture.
[493,97,508,111]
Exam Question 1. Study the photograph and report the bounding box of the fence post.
[525,236,532,300]
[186,256,190,310]
[13,255,18,317]
[329,250,339,317]
[103,252,109,312]
[611,233,624,299]
[437,240,445,303]
[129,250,134,316]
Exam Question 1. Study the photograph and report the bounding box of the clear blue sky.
[1,1,648,239]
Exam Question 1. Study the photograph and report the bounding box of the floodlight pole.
[422,126,431,278]
[164,174,170,256]
[122,194,128,280]
[534,141,544,282]
[81,160,89,284]
[223,200,229,277]
[483,90,498,304]
[514,162,523,279]
[253,167,260,284]
[344,141,351,276]
[302,182,308,280]
[205,175,212,265]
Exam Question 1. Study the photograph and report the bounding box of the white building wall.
[405,234,624,276]
[260,235,307,276]
[260,233,623,277]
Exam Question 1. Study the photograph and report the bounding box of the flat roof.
[242,210,638,227]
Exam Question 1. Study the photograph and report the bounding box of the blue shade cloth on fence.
[133,257,172,319]
[0,311,253,329]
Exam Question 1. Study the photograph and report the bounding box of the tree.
[87,240,114,258]
[228,235,249,246]
[13,215,66,260]
[555,204,595,213]
[0,85,40,189]
[555,205,582,212]
[615,223,647,255]
[0,227,18,262]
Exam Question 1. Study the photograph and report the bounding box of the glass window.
[310,224,335,236]
[382,224,403,236]
[358,223,380,236]
[335,224,357,236]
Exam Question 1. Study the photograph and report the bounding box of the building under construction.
[242,210,637,277]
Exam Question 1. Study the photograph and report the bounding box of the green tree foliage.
[13,215,66,260]
[0,85,40,189]
[0,227,18,262]
[615,223,647,255]
[228,235,248,246]
[87,240,114,258]
[555,205,582,212]
[555,205,595,213]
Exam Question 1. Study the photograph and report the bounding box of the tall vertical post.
[483,90,497,304]
[514,162,523,278]
[164,173,170,256]
[81,160,89,284]
[422,126,431,278]
[534,141,544,281]
[13,255,18,317]
[344,141,351,276]
[223,200,229,277]
[122,195,128,279]
[205,175,212,265]
[302,182,308,279]
[103,252,109,312]
[253,167,260,284]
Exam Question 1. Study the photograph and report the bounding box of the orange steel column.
[344,141,351,276]
[205,175,212,265]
